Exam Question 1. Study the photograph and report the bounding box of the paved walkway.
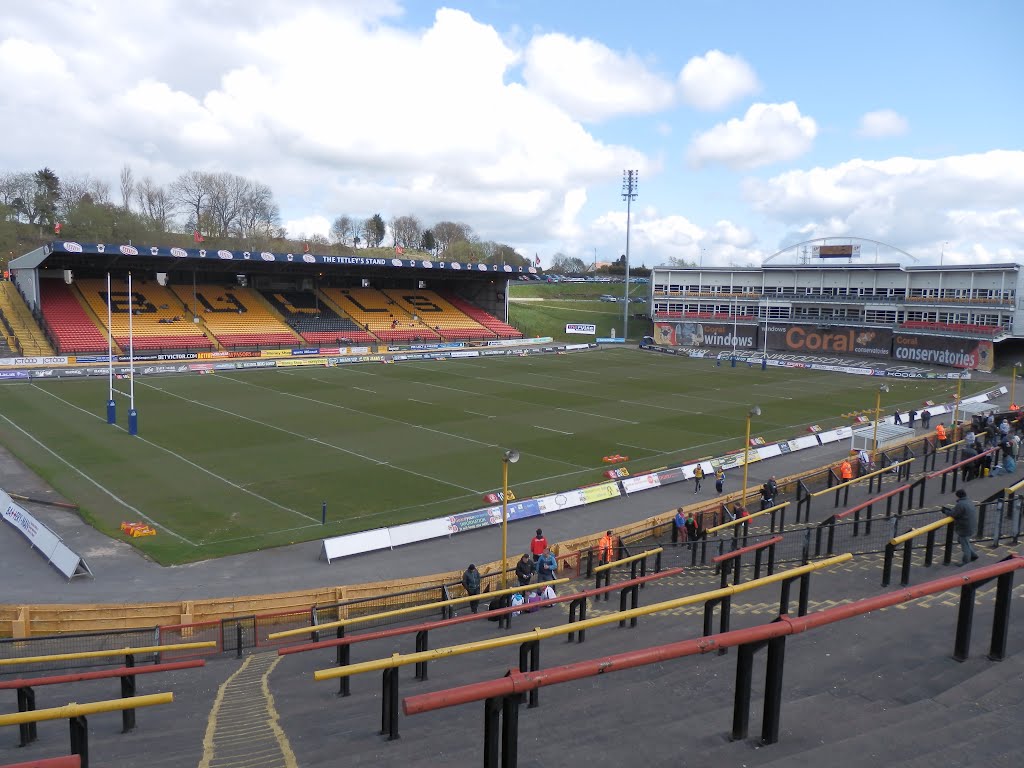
[0,366,1011,606]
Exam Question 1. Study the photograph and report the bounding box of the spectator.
[598,530,615,565]
[541,583,557,602]
[530,529,548,563]
[950,489,979,566]
[684,512,706,542]
[461,564,481,613]
[672,507,685,546]
[935,423,948,446]
[715,468,725,494]
[692,465,704,494]
[921,409,932,428]
[536,548,557,582]
[525,590,542,613]
[840,459,853,481]
[515,553,534,587]
[908,408,918,428]
[893,409,902,425]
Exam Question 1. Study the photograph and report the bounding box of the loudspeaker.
[237,274,247,287]
[418,280,427,289]
[361,278,370,288]
[156,272,168,286]
[63,270,73,284]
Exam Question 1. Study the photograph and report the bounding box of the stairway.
[0,282,54,356]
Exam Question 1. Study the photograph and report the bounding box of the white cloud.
[283,215,332,240]
[0,4,647,246]
[688,102,817,169]
[678,50,759,111]
[523,33,675,121]
[744,150,1024,261]
[858,109,909,138]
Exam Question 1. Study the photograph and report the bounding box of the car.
[631,296,647,303]
[599,294,617,302]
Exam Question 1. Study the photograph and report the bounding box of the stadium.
[0,230,1022,768]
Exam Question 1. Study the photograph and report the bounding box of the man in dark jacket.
[515,554,534,587]
[462,564,481,612]
[951,490,979,566]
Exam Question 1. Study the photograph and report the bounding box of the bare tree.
[329,215,354,246]
[135,177,174,232]
[169,170,212,232]
[236,181,278,240]
[431,220,474,254]
[2,172,40,223]
[205,172,250,237]
[119,164,135,211]
[389,214,422,249]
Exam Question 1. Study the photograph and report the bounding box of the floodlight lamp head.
[749,406,761,417]
[1015,362,1022,369]
[880,384,890,393]
[503,449,520,464]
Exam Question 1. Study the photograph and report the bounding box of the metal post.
[761,636,787,745]
[483,697,501,768]
[70,715,89,768]
[989,571,1014,661]
[622,170,637,341]
[732,644,756,740]
[953,584,977,662]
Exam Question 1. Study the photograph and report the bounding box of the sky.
[1,1,1021,268]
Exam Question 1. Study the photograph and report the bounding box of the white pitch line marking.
[32,385,319,524]
[408,398,432,405]
[465,410,496,419]
[0,409,197,546]
[555,407,637,425]
[353,387,376,394]
[535,425,573,435]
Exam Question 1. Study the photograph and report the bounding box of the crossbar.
[707,502,788,534]
[891,516,954,546]
[279,569,684,656]
[0,643,215,667]
[0,660,205,690]
[312,555,852,681]
[0,693,173,726]
[593,547,663,573]
[269,578,570,641]
[811,458,915,498]
[712,536,783,564]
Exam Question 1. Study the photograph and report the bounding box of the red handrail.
[712,536,783,563]
[0,660,205,690]
[927,447,997,480]
[403,555,1023,715]
[834,485,910,520]
[0,757,82,768]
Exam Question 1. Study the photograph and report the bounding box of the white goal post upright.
[127,270,138,435]
[106,271,116,424]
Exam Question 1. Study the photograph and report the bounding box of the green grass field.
[0,348,981,564]
[508,281,650,340]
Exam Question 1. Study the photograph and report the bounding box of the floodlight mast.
[622,170,638,342]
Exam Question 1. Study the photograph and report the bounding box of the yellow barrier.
[811,458,915,498]
[890,517,953,546]
[1005,475,1024,497]
[593,547,663,574]
[312,553,853,681]
[0,692,173,726]
[707,502,789,534]
[0,641,216,667]
[937,439,965,454]
[268,578,570,641]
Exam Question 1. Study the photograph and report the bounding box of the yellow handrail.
[1005,476,1024,497]
[0,642,216,667]
[811,458,915,498]
[890,517,953,546]
[312,553,853,681]
[269,578,570,641]
[593,547,663,573]
[0,692,173,726]
[937,439,965,454]
[707,502,789,534]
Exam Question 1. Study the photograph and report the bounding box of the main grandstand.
[649,236,1019,372]
[6,240,526,356]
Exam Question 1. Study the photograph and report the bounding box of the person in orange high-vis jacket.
[598,530,615,564]
[936,423,948,446]
[840,459,853,481]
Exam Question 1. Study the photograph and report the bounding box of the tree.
[119,164,135,211]
[362,213,386,248]
[57,174,110,220]
[236,180,277,240]
[329,215,354,246]
[135,177,173,232]
[33,167,61,226]
[431,220,473,254]
[170,170,211,232]
[445,240,485,263]
[390,214,422,249]
[420,229,436,253]
[206,172,248,238]
[550,253,587,273]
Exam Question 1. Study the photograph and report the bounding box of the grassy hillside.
[509,281,651,341]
